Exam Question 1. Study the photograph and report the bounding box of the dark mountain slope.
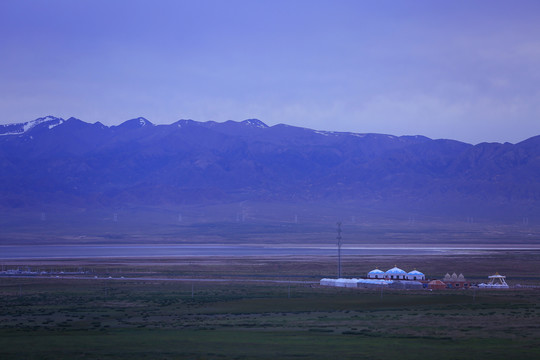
[1,116,539,220]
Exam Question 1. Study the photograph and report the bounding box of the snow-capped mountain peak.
[136,117,153,127]
[0,116,65,136]
[114,117,155,129]
[241,119,268,128]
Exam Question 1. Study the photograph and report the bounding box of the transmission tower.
[337,221,342,278]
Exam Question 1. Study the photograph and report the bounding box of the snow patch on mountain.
[48,120,65,129]
[0,116,64,136]
[24,116,61,132]
[137,117,153,127]
[241,119,268,128]
[313,130,339,137]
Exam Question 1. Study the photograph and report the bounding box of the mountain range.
[1,115,540,222]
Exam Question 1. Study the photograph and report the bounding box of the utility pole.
[288,282,291,299]
[337,222,342,278]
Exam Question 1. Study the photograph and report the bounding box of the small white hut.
[385,266,408,280]
[367,268,385,279]
[407,269,425,281]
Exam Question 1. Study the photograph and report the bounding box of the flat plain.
[1,252,539,359]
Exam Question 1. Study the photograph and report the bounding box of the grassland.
[2,203,539,246]
[1,254,540,359]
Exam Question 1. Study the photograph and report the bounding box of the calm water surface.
[0,244,497,259]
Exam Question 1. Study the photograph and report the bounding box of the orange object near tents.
[428,280,446,290]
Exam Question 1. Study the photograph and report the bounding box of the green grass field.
[1,273,539,359]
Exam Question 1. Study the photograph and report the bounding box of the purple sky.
[1,0,540,144]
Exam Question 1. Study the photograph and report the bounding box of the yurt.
[385,266,408,280]
[367,268,385,279]
[407,269,425,281]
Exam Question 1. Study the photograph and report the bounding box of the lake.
[0,244,523,259]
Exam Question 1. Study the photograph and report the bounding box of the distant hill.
[1,115,540,222]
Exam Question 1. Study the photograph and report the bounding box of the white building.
[407,269,425,281]
[320,278,392,288]
[321,265,427,288]
[367,268,385,279]
[367,266,426,281]
[385,266,408,280]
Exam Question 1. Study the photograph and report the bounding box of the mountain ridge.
[1,116,539,221]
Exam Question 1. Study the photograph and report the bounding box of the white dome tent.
[367,268,385,279]
[321,265,428,289]
[385,266,408,280]
[407,269,425,281]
